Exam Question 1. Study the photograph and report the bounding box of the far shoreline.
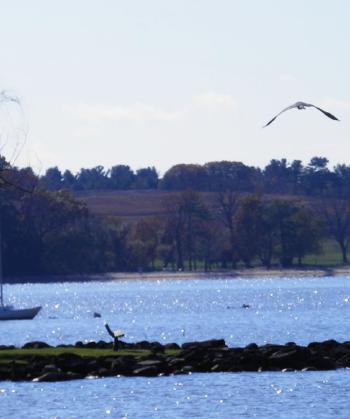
[5,266,350,284]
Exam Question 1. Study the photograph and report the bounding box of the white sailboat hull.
[0,306,42,320]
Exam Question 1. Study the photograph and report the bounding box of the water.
[1,276,350,418]
[1,371,350,418]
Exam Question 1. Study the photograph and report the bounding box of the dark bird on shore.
[263,101,340,127]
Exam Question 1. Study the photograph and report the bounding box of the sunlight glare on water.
[1,371,350,418]
[1,276,350,418]
[1,276,350,347]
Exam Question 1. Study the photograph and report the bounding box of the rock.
[56,352,84,365]
[98,367,113,377]
[268,347,311,369]
[211,364,222,372]
[134,341,153,350]
[133,366,159,377]
[22,341,51,349]
[42,364,62,374]
[0,366,10,380]
[238,351,267,371]
[301,366,317,371]
[95,340,110,349]
[150,342,164,353]
[308,340,340,354]
[164,343,180,350]
[2,338,350,381]
[337,353,350,367]
[181,339,226,350]
[330,344,350,359]
[259,344,286,357]
[167,357,186,370]
[66,371,84,380]
[33,372,69,382]
[85,341,98,348]
[210,358,236,372]
[307,356,337,370]
[181,348,206,365]
[86,359,102,373]
[245,343,258,350]
[110,356,136,375]
[181,365,194,374]
[136,359,164,368]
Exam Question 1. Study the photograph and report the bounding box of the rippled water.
[1,276,350,418]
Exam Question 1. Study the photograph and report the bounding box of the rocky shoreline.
[1,338,350,382]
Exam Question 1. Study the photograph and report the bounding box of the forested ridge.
[1,156,350,277]
[40,157,350,197]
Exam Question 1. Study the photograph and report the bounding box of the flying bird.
[263,101,339,127]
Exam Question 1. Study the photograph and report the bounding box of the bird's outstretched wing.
[104,322,115,338]
[312,105,340,121]
[263,103,298,127]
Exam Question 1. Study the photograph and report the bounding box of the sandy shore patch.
[100,267,350,281]
[7,267,350,283]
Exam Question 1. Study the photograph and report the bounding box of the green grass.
[303,239,344,267]
[163,238,346,271]
[0,347,181,362]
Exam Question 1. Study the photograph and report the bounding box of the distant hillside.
[76,189,304,220]
[41,158,350,200]
[75,189,220,219]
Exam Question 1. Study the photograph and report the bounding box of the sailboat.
[0,218,41,320]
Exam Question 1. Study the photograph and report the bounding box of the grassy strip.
[0,347,181,362]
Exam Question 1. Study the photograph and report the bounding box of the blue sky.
[0,1,349,175]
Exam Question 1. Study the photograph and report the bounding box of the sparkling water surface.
[1,276,350,418]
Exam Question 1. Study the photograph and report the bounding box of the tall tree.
[215,190,239,268]
[265,199,321,267]
[18,189,88,273]
[234,194,264,267]
[133,167,158,189]
[204,161,259,192]
[161,164,208,191]
[318,194,350,264]
[75,166,109,190]
[129,217,162,269]
[40,167,63,191]
[62,169,76,189]
[263,159,290,193]
[162,194,185,270]
[180,190,209,270]
[162,190,209,270]
[109,165,135,190]
[302,157,335,196]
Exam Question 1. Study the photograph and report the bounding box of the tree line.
[2,158,350,276]
[40,157,350,197]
